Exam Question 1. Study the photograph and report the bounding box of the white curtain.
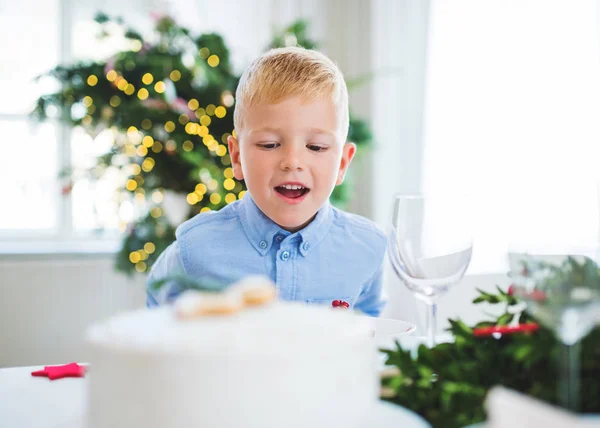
[423,0,600,274]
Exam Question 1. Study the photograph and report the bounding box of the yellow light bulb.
[182,141,194,152]
[144,242,156,254]
[187,193,199,205]
[142,73,154,85]
[200,115,211,126]
[124,84,135,95]
[223,178,235,190]
[137,88,149,100]
[110,95,121,107]
[137,146,148,157]
[135,261,147,273]
[130,164,142,175]
[195,183,207,194]
[178,114,189,125]
[199,47,210,59]
[225,193,236,204]
[126,179,137,191]
[142,158,155,172]
[142,136,154,147]
[151,141,163,153]
[164,121,176,133]
[216,145,227,157]
[207,55,220,67]
[106,70,117,81]
[198,126,209,137]
[214,106,226,118]
[154,81,165,93]
[87,75,98,86]
[129,251,141,263]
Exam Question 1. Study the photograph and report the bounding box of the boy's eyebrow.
[309,128,336,137]
[249,127,282,135]
[249,127,336,137]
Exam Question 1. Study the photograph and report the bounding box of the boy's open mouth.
[274,184,310,199]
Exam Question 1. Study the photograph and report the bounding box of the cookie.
[175,290,244,319]
[228,275,277,306]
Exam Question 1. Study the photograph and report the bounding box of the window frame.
[0,0,123,254]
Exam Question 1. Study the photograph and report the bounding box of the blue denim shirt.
[146,193,387,316]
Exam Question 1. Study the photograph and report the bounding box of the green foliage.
[380,285,600,428]
[33,14,373,275]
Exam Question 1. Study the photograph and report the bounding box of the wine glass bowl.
[388,194,473,347]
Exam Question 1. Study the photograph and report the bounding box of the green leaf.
[496,313,514,325]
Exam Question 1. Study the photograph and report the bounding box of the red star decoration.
[332,300,350,309]
[31,362,86,380]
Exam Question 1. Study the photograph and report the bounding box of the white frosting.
[86,301,378,428]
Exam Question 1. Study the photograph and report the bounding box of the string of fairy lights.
[78,47,245,273]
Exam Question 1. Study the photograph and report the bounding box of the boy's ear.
[336,142,356,185]
[227,135,244,180]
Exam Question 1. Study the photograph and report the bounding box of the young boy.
[147,47,387,316]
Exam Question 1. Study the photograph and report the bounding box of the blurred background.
[1,0,599,367]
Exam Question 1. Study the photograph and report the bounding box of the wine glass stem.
[559,341,581,412]
[426,301,437,348]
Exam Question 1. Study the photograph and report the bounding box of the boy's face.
[228,95,355,232]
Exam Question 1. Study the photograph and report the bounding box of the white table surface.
[0,318,429,428]
[0,365,430,428]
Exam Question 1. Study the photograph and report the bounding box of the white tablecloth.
[0,364,433,428]
[0,318,430,428]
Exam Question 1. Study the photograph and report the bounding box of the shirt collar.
[238,193,334,257]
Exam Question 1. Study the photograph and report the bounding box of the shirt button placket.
[276,248,294,300]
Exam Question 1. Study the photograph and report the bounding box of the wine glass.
[388,194,473,347]
[508,248,600,412]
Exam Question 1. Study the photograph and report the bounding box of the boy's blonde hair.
[233,47,349,140]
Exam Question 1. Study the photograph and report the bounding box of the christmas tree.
[33,14,372,275]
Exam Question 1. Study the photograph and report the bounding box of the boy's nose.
[279,147,304,171]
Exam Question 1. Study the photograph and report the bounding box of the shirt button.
[259,240,268,249]
[275,235,283,242]
[280,251,290,261]
[302,242,309,251]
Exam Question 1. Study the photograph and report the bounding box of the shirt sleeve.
[146,242,185,307]
[354,256,387,317]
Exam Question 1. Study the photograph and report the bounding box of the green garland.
[380,256,600,428]
[33,14,372,275]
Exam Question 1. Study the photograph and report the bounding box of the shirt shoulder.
[329,207,387,257]
[175,201,240,240]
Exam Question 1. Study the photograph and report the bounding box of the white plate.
[56,401,431,428]
[372,317,417,348]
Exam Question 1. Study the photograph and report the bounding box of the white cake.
[86,300,378,428]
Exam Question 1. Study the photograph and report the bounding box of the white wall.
[0,255,145,368]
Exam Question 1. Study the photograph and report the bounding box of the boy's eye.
[257,143,279,149]
[307,144,328,152]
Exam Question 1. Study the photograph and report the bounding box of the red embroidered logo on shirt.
[332,300,350,309]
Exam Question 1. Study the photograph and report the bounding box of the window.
[0,0,61,234]
[0,1,148,243]
[423,0,600,273]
